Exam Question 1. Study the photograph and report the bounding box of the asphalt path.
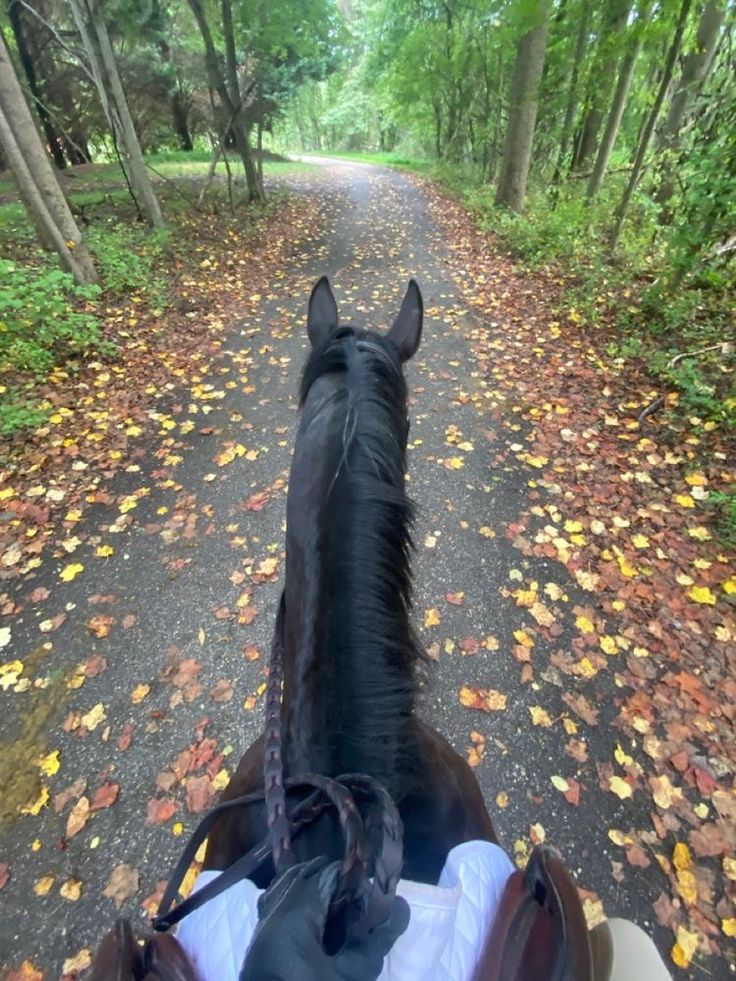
[0,160,699,978]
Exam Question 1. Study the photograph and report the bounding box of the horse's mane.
[299,327,422,792]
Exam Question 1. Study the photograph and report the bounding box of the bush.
[87,222,168,300]
[0,259,100,376]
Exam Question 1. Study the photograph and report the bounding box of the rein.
[153,595,404,941]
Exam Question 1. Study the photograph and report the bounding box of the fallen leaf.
[102,864,139,909]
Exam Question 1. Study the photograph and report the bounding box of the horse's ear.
[388,279,423,362]
[307,276,338,347]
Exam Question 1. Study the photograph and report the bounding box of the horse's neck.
[280,475,415,786]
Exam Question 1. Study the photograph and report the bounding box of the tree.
[68,0,164,228]
[0,35,96,283]
[186,0,262,201]
[570,0,631,172]
[610,0,694,247]
[495,0,550,213]
[551,0,591,188]
[586,0,652,201]
[654,0,726,217]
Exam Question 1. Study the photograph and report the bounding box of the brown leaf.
[562,691,599,726]
[210,679,234,703]
[185,774,214,813]
[54,776,87,813]
[0,863,9,889]
[84,655,107,677]
[91,782,120,811]
[117,721,134,752]
[146,797,178,825]
[446,592,465,605]
[458,685,507,712]
[102,864,139,909]
[66,796,90,838]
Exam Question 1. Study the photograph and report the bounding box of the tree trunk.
[586,1,652,200]
[69,0,163,228]
[171,84,193,151]
[495,0,549,213]
[654,0,725,214]
[610,0,694,247]
[552,0,591,187]
[186,0,262,201]
[7,0,66,169]
[0,38,96,283]
[571,0,632,171]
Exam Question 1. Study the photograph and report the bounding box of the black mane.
[299,327,422,792]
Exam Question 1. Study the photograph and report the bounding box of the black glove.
[240,857,410,980]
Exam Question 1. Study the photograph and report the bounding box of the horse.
[91,278,599,980]
[202,276,495,889]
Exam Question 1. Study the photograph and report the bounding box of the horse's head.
[298,276,423,464]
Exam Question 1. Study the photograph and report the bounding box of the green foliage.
[88,223,168,301]
[706,488,736,547]
[0,259,101,376]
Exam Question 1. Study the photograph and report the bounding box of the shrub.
[0,258,101,376]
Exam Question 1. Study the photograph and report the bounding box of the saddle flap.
[472,845,593,981]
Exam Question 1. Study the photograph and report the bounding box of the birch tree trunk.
[69,0,163,228]
[0,37,96,283]
[495,0,549,213]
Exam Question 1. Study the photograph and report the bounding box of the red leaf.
[117,721,134,752]
[91,782,120,811]
[146,797,178,826]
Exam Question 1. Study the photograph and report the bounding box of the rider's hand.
[240,857,410,980]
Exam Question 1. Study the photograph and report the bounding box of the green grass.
[303,149,433,171]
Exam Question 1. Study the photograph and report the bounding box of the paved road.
[0,161,698,977]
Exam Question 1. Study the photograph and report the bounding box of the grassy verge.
[0,150,304,440]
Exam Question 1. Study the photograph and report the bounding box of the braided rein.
[154,596,404,940]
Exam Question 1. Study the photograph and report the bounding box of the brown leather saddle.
[472,844,594,981]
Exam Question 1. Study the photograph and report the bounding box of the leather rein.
[153,596,404,942]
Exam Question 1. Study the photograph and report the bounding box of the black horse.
[206,276,495,886]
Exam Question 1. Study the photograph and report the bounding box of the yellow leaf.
[609,776,632,799]
[685,472,706,486]
[723,577,736,595]
[608,829,627,847]
[676,868,697,905]
[445,456,464,469]
[616,554,637,578]
[479,525,495,538]
[256,557,279,576]
[523,454,548,468]
[60,562,84,582]
[687,526,711,541]
[564,519,583,533]
[131,683,150,704]
[36,750,60,777]
[724,856,736,881]
[0,659,23,690]
[722,918,736,937]
[0,486,15,501]
[614,744,633,767]
[513,629,534,647]
[81,703,106,731]
[424,608,441,627]
[631,534,649,549]
[688,585,716,605]
[63,950,92,975]
[21,786,49,815]
[599,635,617,655]
[513,587,537,608]
[674,494,695,508]
[575,615,594,634]
[590,519,606,535]
[173,821,184,836]
[529,706,553,728]
[34,874,55,896]
[551,775,569,793]
[671,926,699,968]
[673,842,692,871]
[211,768,230,791]
[96,544,114,558]
[60,878,83,901]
